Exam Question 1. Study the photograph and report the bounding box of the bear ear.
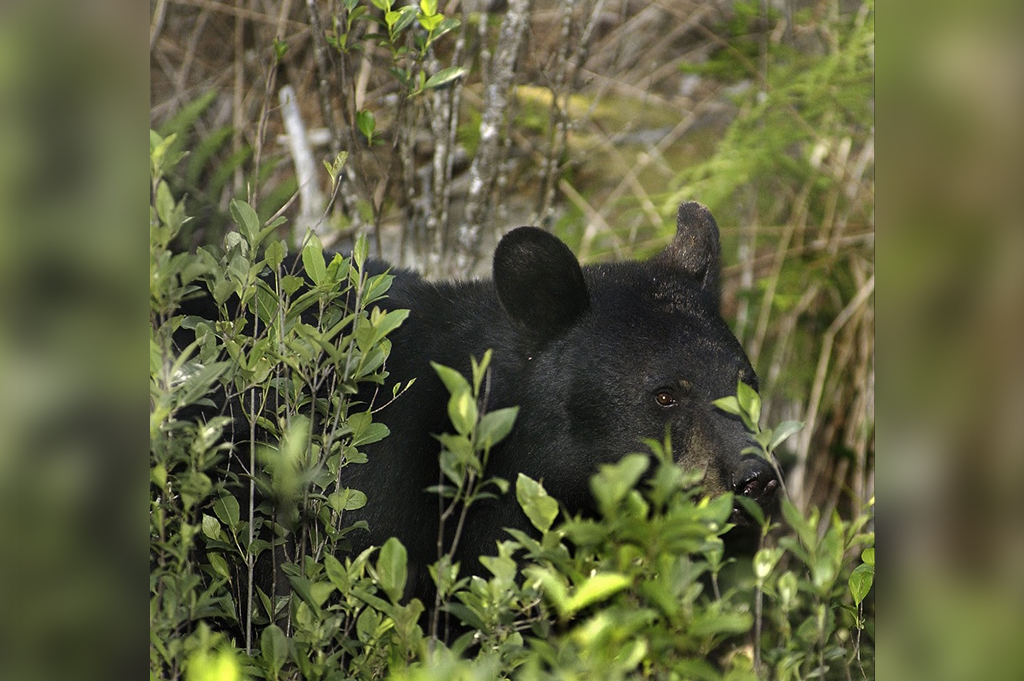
[493,226,590,340]
[656,201,722,301]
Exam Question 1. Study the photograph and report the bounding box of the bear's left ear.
[493,226,590,341]
[656,201,722,301]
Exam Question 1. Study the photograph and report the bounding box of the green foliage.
[154,90,286,244]
[666,2,875,521]
[670,2,873,216]
[329,0,464,95]
[153,116,873,678]
[715,380,803,464]
[151,129,416,679]
[679,0,782,83]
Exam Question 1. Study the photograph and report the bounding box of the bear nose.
[732,455,781,510]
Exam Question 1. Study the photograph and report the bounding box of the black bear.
[344,201,779,601]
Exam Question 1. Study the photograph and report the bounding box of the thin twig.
[304,0,364,233]
[233,0,246,199]
[150,0,169,52]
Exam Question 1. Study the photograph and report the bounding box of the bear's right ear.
[656,201,722,302]
[493,226,590,340]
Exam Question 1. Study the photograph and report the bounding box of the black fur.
[342,202,780,601]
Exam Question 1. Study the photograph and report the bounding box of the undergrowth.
[150,131,873,681]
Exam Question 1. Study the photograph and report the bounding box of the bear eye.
[654,390,677,407]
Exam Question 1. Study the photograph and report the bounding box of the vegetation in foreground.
[150,133,873,680]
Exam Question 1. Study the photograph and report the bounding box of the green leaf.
[392,5,418,33]
[150,130,178,177]
[516,474,559,533]
[477,406,519,448]
[287,574,315,608]
[264,239,286,270]
[432,362,478,436]
[213,494,240,528]
[431,17,461,42]
[323,150,349,188]
[301,237,326,286]
[470,349,493,395]
[713,395,742,416]
[356,110,376,141]
[736,380,761,429]
[347,5,367,29]
[178,360,230,407]
[849,563,874,606]
[281,274,304,295]
[418,12,443,32]
[524,566,569,617]
[273,37,288,61]
[328,488,368,512]
[565,573,631,614]
[155,180,176,228]
[781,498,816,552]
[768,420,804,451]
[356,607,381,643]
[371,308,409,344]
[447,388,478,436]
[324,554,349,592]
[811,548,838,592]
[778,570,798,606]
[229,199,260,245]
[861,547,874,565]
[352,233,369,270]
[423,66,467,90]
[673,659,725,681]
[733,494,765,527]
[352,421,390,447]
[207,553,230,580]
[377,537,408,602]
[702,492,735,525]
[309,581,335,608]
[591,454,649,513]
[260,624,289,673]
[754,547,784,581]
[385,5,417,34]
[689,608,754,637]
[150,463,167,490]
[201,514,220,540]
[432,362,471,399]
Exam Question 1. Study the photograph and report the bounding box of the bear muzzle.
[729,454,781,525]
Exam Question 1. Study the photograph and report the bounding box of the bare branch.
[279,85,327,238]
[455,0,532,274]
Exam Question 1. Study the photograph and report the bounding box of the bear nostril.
[733,458,780,504]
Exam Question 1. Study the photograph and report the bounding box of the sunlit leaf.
[423,66,467,90]
[565,573,631,614]
[377,537,408,602]
[516,473,559,533]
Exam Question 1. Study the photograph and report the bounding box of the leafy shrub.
[151,132,872,680]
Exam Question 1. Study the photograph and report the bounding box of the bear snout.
[731,455,781,516]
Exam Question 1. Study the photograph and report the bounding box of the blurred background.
[0,0,1021,679]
